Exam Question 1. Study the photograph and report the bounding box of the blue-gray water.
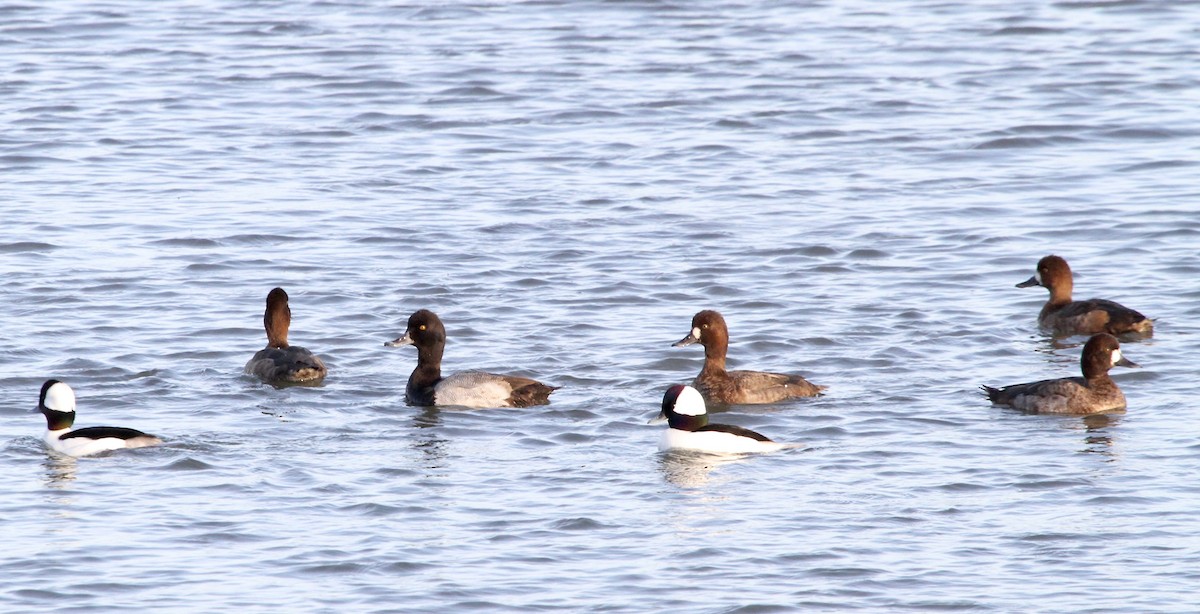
[3,1,1199,611]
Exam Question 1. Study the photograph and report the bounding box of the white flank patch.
[660,429,785,454]
[435,373,515,408]
[45,430,128,457]
[45,382,76,412]
[672,386,708,416]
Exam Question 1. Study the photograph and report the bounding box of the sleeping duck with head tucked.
[672,310,824,405]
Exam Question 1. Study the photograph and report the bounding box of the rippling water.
[3,1,1199,611]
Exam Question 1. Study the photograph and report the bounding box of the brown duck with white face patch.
[244,287,329,384]
[1016,255,1152,337]
[672,310,824,405]
[385,309,557,408]
[982,333,1136,414]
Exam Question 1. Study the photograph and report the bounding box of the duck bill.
[1115,356,1138,368]
[384,332,414,348]
[1015,276,1041,288]
[672,332,699,348]
[648,411,667,425]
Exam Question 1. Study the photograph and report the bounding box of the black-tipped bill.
[384,332,414,348]
[1015,276,1041,288]
[672,333,699,348]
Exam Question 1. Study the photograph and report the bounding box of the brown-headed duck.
[384,309,557,408]
[672,310,824,405]
[982,333,1136,414]
[1016,255,1152,336]
[244,287,329,383]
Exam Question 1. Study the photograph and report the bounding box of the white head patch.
[1112,349,1123,366]
[672,386,708,417]
[1035,270,1042,284]
[45,382,76,412]
[691,327,701,340]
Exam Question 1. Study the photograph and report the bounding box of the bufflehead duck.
[673,310,824,404]
[982,333,1137,414]
[37,380,162,456]
[384,309,557,408]
[651,384,788,453]
[244,287,328,383]
[1015,255,1152,336]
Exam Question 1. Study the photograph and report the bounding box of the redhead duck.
[37,380,162,456]
[1016,255,1152,336]
[385,309,557,408]
[982,333,1136,414]
[672,310,824,404]
[244,287,328,383]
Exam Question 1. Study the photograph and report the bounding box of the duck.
[981,333,1136,414]
[37,380,162,456]
[244,287,328,383]
[1015,255,1152,336]
[651,384,788,453]
[672,310,824,404]
[384,309,557,408]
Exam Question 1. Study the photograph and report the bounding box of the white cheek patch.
[673,387,708,416]
[691,327,701,339]
[1112,349,1122,366]
[45,383,76,412]
[1035,270,1042,284]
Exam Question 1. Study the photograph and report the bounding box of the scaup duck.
[982,333,1136,414]
[673,310,824,404]
[37,380,162,456]
[1016,255,1152,336]
[384,309,557,408]
[244,287,328,383]
[651,384,788,453]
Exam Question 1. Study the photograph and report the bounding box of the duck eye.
[418,324,427,331]
[701,324,708,329]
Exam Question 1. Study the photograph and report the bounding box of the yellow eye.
[418,324,427,331]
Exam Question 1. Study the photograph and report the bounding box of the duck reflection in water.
[657,450,744,489]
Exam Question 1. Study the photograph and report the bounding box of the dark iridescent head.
[656,384,709,430]
[385,309,447,349]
